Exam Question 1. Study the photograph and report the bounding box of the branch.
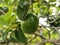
[39,25,60,29]
[38,39,60,45]
[28,35,37,42]
[0,9,5,14]
[39,15,59,18]
[28,33,46,42]
[34,33,46,40]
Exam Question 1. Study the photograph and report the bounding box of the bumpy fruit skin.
[21,13,39,34]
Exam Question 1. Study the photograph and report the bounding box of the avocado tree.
[0,0,60,45]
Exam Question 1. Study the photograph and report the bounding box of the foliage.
[21,13,39,34]
[0,0,60,45]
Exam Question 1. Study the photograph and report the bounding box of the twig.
[34,33,46,40]
[48,30,50,39]
[0,9,5,14]
[28,35,37,42]
[39,15,59,18]
[38,39,60,45]
[5,32,9,45]
[39,25,60,29]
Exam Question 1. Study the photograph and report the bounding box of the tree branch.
[38,39,60,45]
[0,9,5,15]
[34,33,46,40]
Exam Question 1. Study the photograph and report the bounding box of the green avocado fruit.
[21,13,39,34]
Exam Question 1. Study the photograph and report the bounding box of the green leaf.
[50,30,58,39]
[3,6,14,24]
[33,2,38,8]
[0,16,7,25]
[19,0,27,8]
[3,12,12,25]
[46,43,53,45]
[15,25,27,43]
[9,15,16,24]
[49,0,56,2]
[33,7,40,14]
[3,6,13,21]
[3,12,11,21]
[39,2,50,16]
[10,30,19,42]
[42,29,49,38]
[17,2,30,20]
[4,0,9,4]
[10,24,27,43]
